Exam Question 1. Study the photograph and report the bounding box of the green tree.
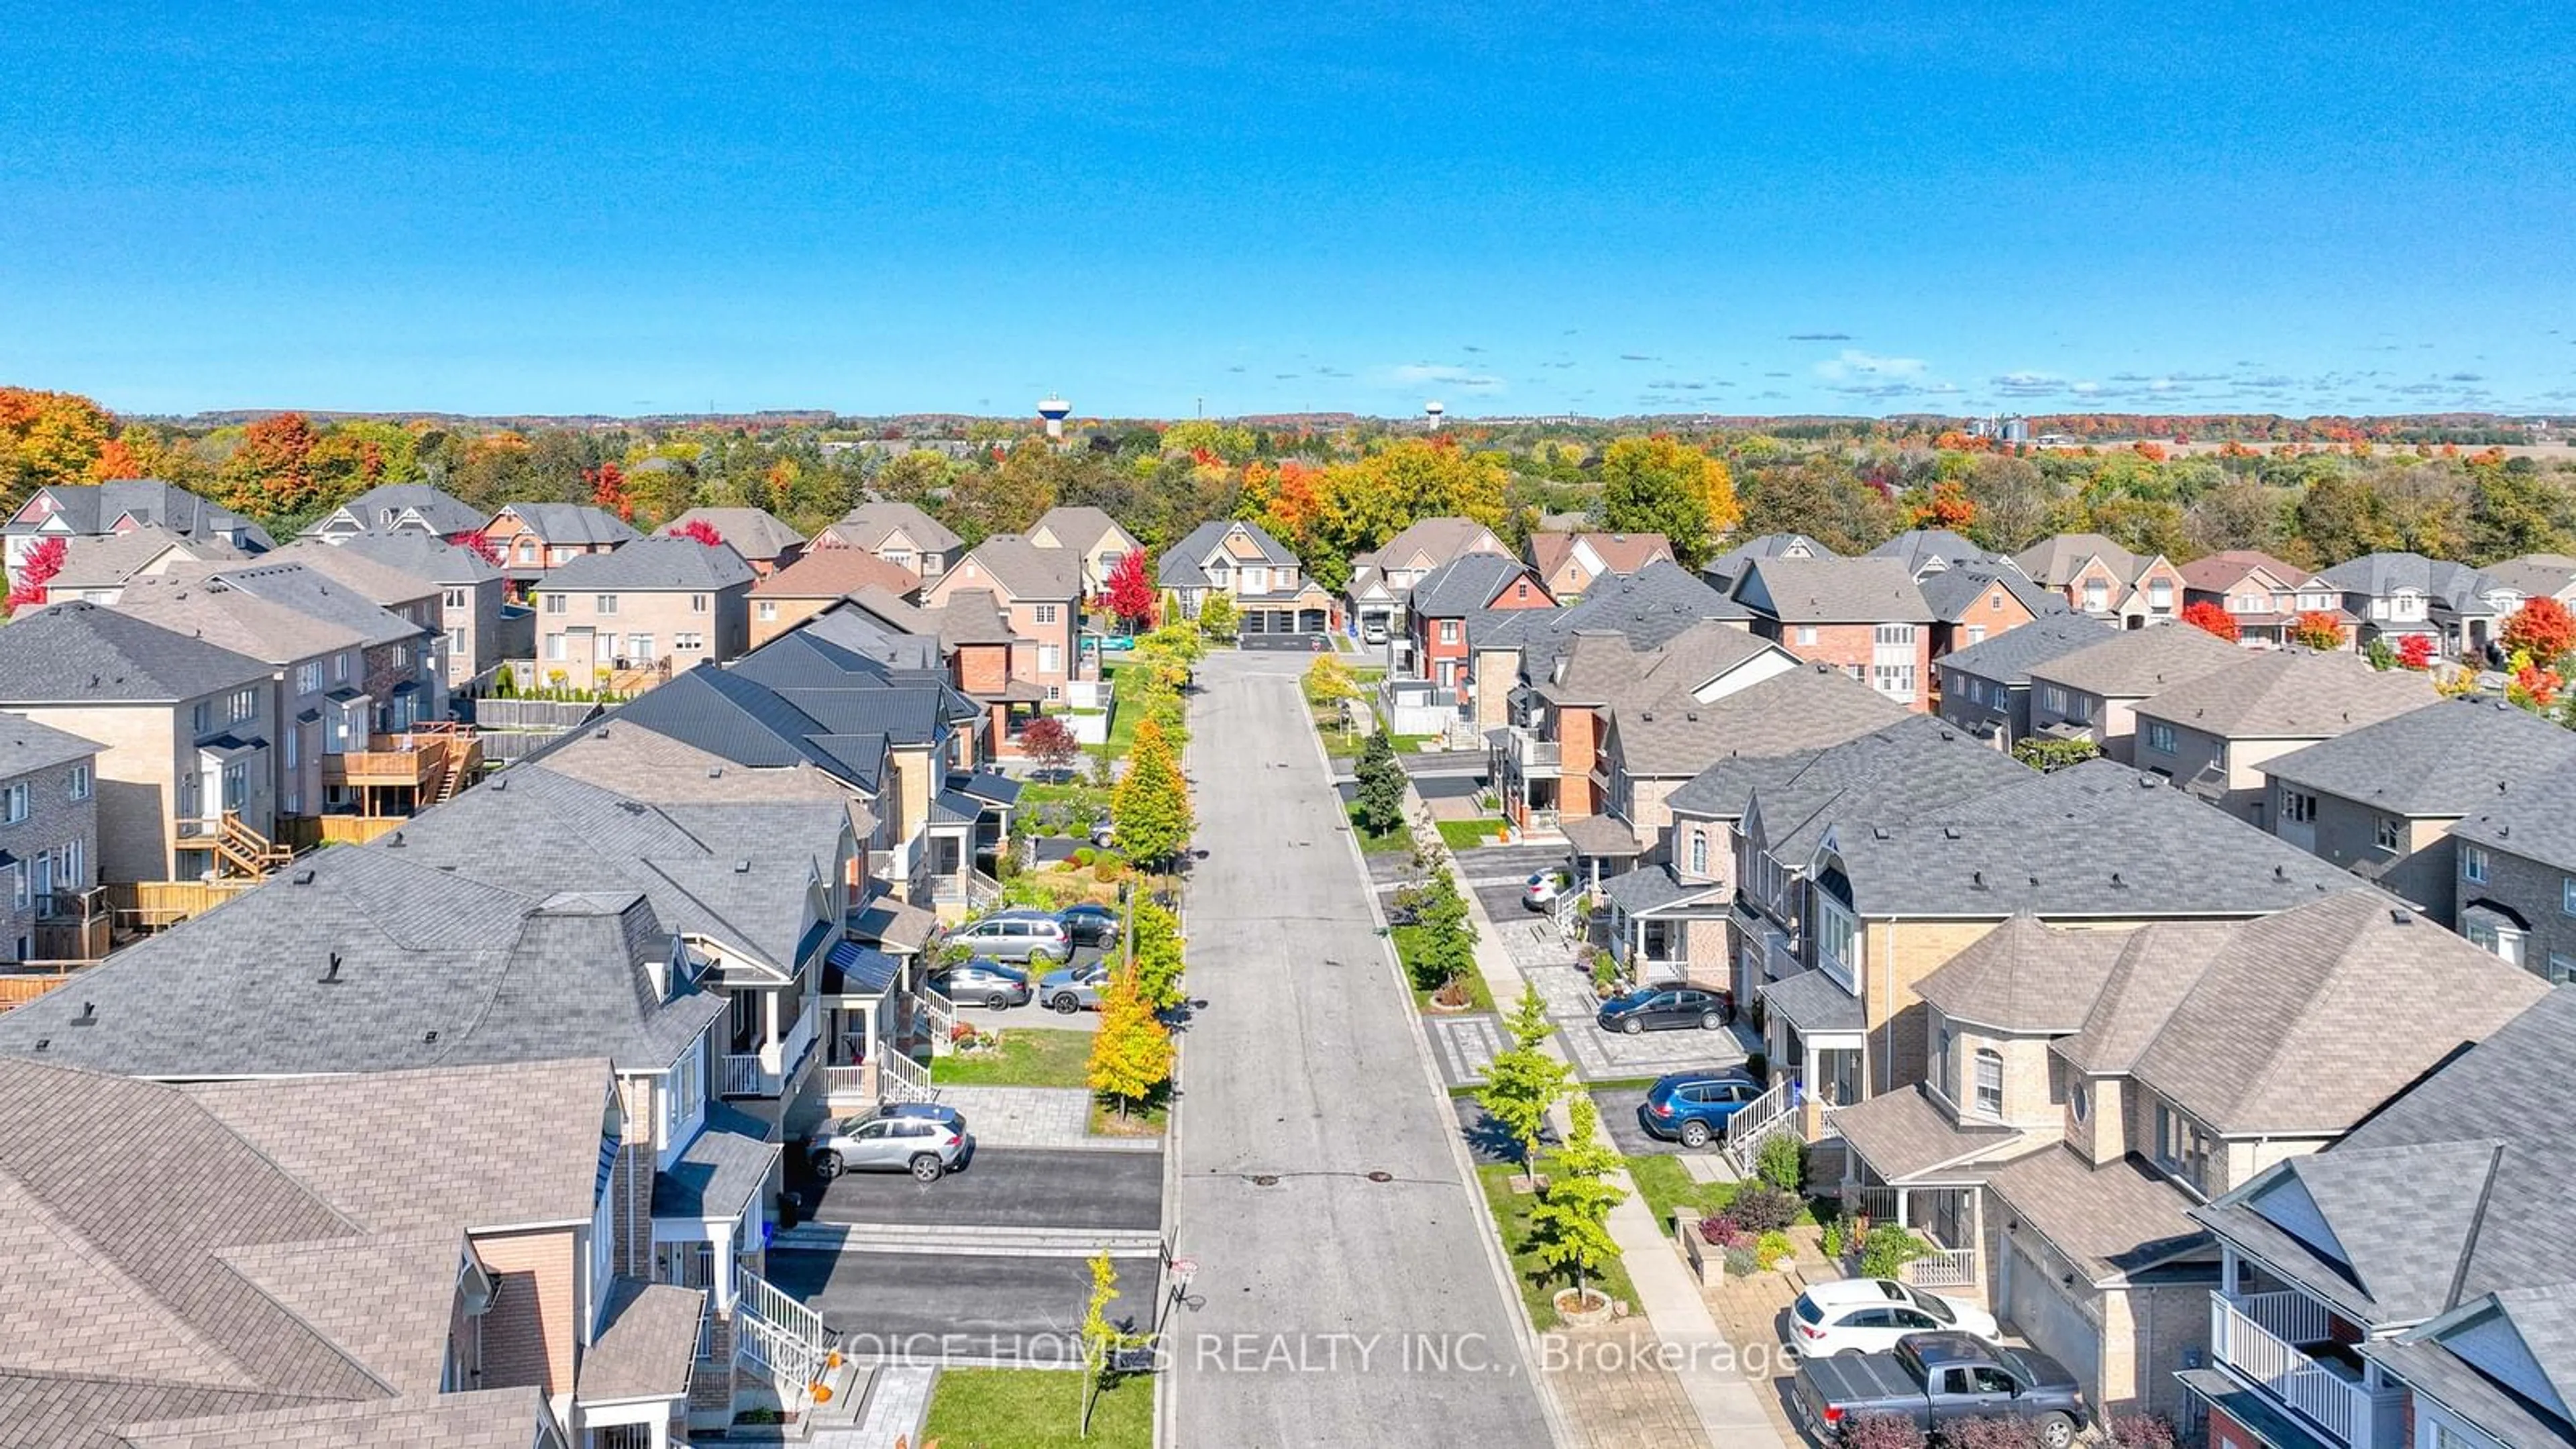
[2468,458,2573,563]
[1408,863,1477,998]
[1354,729,1409,836]
[1196,590,1238,639]
[1128,896,1187,1010]
[2293,471,2393,566]
[1477,986,1572,1174]
[1086,967,1173,1116]
[1527,1096,1627,1305]
[1112,717,1195,866]
[1599,437,1737,570]
[1302,653,1359,712]
[1077,1252,1147,1434]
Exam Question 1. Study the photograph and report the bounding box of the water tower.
[1038,395,1072,439]
[1424,399,1446,431]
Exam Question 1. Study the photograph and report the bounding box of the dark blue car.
[1595,985,1735,1035]
[1638,1069,1766,1149]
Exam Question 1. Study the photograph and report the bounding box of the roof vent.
[2110,871,2125,887]
[320,953,343,984]
[72,1002,95,1026]
[1942,826,1961,841]
[1939,729,1954,741]
[2500,824,2512,838]
[491,777,508,792]
[1971,869,1987,890]
[385,830,403,847]
[735,859,752,873]
[2390,908,2414,926]
[595,727,610,739]
[707,766,724,778]
[2273,863,2288,880]
[1640,710,1655,722]
[291,868,315,885]
[1872,825,1892,841]
[32,1038,45,1051]
[2028,873,2040,886]
[424,1029,439,1044]
[1686,710,1700,722]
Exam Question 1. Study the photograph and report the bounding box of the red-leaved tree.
[2396,634,2438,670]
[2287,610,2345,651]
[1019,714,1083,777]
[5,535,66,614]
[587,462,633,521]
[667,518,724,547]
[2502,597,2576,666]
[2180,599,2241,643]
[455,530,503,567]
[1104,549,1157,633]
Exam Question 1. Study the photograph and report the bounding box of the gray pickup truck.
[1793,1331,2087,1448]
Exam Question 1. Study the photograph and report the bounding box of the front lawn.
[1350,803,1407,855]
[920,1367,1152,1449]
[930,1028,1093,1087]
[1089,1092,1169,1138]
[1391,924,1496,1013]
[1388,732,1437,753]
[1473,1161,1641,1330]
[1627,1152,1714,1226]
[1099,659,1146,760]
[1436,817,1510,852]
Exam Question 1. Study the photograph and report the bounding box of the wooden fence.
[469,699,604,732]
[102,879,258,932]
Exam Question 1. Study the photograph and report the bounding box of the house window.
[2084,582,2108,609]
[1038,644,1062,674]
[674,631,704,652]
[1988,592,2004,611]
[1046,684,1062,701]
[445,627,464,654]
[546,633,568,661]
[596,594,619,615]
[1439,620,1460,644]
[296,662,323,694]
[1874,625,1915,647]
[2464,845,2489,883]
[229,689,256,723]
[7,862,25,910]
[1795,625,1818,647]
[443,588,467,608]
[284,730,297,769]
[1688,831,1709,876]
[2147,580,2174,610]
[2041,684,2068,714]
[2563,877,2576,917]
[2155,1101,2216,1197]
[68,765,89,802]
[1966,625,1987,645]
[389,645,407,670]
[757,600,777,621]
[221,763,246,812]
[335,651,353,682]
[1974,1049,2004,1117]
[2279,788,2315,824]
[1815,896,1859,992]
[2144,722,2176,755]
[0,784,25,824]
[1872,662,1917,702]
[190,700,213,735]
[690,594,708,613]
[2550,955,2576,985]
[544,594,566,614]
[515,537,538,563]
[1035,604,1059,625]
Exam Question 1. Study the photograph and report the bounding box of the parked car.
[1522,868,1575,910]
[1089,821,1116,851]
[1040,961,1111,1012]
[1595,985,1735,1034]
[928,958,1033,1009]
[868,1100,969,1137]
[807,1112,973,1183]
[1362,621,1388,645]
[1058,902,1119,947]
[1794,1333,2086,1449]
[947,912,1073,965]
[1790,1278,2002,1358]
[1637,1068,1764,1148]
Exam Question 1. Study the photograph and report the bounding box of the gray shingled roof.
[493,501,641,547]
[1702,532,1837,589]
[1740,714,2033,867]
[1866,529,1998,578]
[2012,533,2140,588]
[2316,551,2506,613]
[653,1102,779,1221]
[5,480,270,550]
[0,600,272,704]
[2454,751,2576,871]
[543,535,755,591]
[1160,520,1298,591]
[1603,661,1902,777]
[1762,969,1864,1032]
[1915,914,2133,1033]
[2263,696,2576,816]
[1917,563,2067,623]
[1407,552,1538,617]
[197,559,433,647]
[115,1387,553,1449]
[113,574,370,663]
[2131,647,2439,739]
[1030,505,1132,556]
[45,526,244,592]
[2363,1303,2576,1449]
[661,507,806,559]
[1472,561,1749,676]
[1832,1085,2021,1183]
[1733,555,1934,623]
[321,529,504,586]
[2477,553,2576,603]
[1935,613,2121,686]
[580,1279,706,1404]
[0,713,103,779]
[1599,864,1725,916]
[313,483,485,538]
[828,500,962,554]
[2021,621,2247,698]
[1988,1146,2207,1281]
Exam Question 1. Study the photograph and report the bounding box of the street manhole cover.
[1251,1174,1281,1187]
[1366,1171,1394,1183]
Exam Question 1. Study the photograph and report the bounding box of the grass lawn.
[1474,1161,1642,1330]
[920,1368,1152,1449]
[1627,1152,1724,1226]
[930,1028,1093,1088]
[1389,732,1437,753]
[1436,817,1510,852]
[1088,1093,1169,1137]
[1349,803,1407,855]
[1099,659,1144,759]
[1391,924,1496,1013]
[1351,665,1387,684]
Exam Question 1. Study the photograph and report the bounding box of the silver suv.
[947,912,1073,964]
[808,1113,972,1182]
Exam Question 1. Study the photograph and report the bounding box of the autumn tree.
[2396,635,2438,671]
[1020,714,1083,777]
[586,462,635,521]
[1127,896,1187,1010]
[0,388,111,500]
[667,517,725,547]
[458,530,504,568]
[2502,597,2576,666]
[1908,478,1977,533]
[946,439,1068,541]
[5,535,66,614]
[1086,967,1173,1118]
[1306,441,1509,591]
[215,411,321,519]
[2180,600,2241,643]
[1112,717,1195,867]
[1528,1096,1627,1307]
[1598,436,1737,570]
[1195,590,1236,640]
[2287,611,2347,651]
[1104,549,1157,632]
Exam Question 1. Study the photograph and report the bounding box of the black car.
[1795,1332,2086,1449]
[1595,985,1735,1035]
[1058,902,1119,947]
[928,958,1033,1010]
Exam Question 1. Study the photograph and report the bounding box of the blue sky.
[3,1,2571,420]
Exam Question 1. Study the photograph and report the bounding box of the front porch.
[1600,865,1730,988]
[1841,1181,1984,1291]
[2205,1263,2408,1449]
[816,938,942,1114]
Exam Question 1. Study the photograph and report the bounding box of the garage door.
[2002,1236,2101,1400]
[1241,609,1269,633]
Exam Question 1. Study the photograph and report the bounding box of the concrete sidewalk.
[1440,822,1789,1449]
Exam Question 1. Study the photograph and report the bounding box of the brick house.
[2448,753,2576,981]
[2129,647,2438,824]
[323,531,515,692]
[748,545,924,649]
[920,533,1085,704]
[816,500,962,581]
[1159,517,1340,636]
[1403,553,1555,700]
[1028,505,1142,596]
[1731,555,1936,711]
[537,537,756,688]
[5,478,273,587]
[1934,614,2119,749]
[1344,515,1509,639]
[482,502,642,587]
[657,507,806,578]
[2176,549,2357,650]
[2024,623,2249,764]
[0,714,102,965]
[2014,533,2189,627]
[1917,562,2064,672]
[1525,530,1673,603]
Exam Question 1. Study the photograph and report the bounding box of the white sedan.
[1790,1277,2001,1358]
[1522,869,1574,910]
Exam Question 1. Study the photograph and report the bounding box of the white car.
[1790,1277,2001,1358]
[1522,869,1574,910]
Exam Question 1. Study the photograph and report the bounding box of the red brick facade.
[1772,621,1934,712]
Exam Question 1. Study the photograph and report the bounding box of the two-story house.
[2130,648,2438,824]
[1401,553,1557,703]
[2260,697,2576,929]
[484,502,642,588]
[1870,528,2004,582]
[0,1054,641,1449]
[1526,530,1674,603]
[2316,552,2520,659]
[1159,517,1338,636]
[1936,614,2121,748]
[187,555,450,730]
[323,530,516,692]
[748,544,924,649]
[661,507,806,578]
[537,537,756,688]
[5,478,272,586]
[810,586,1038,757]
[816,500,962,580]
[1344,515,1510,639]
[303,482,486,542]
[2014,533,2190,627]
[0,714,103,966]
[1702,531,1837,593]
[2185,988,2576,1449]
[2475,551,2576,607]
[1732,555,1937,711]
[1028,505,1142,596]
[40,525,246,604]
[1917,562,2066,670]
[2447,753,2576,979]
[921,534,1085,702]
[2177,549,2357,650]
[0,601,284,883]
[2025,623,2248,763]
[1472,560,1754,745]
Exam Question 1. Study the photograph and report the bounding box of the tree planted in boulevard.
[1127,895,1187,1010]
[1353,728,1408,837]
[1528,1095,1628,1307]
[1087,967,1173,1118]
[1408,863,1477,1000]
[1112,717,1194,867]
[1477,985,1572,1175]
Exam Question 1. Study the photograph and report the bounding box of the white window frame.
[2375,816,2403,853]
[596,594,619,616]
[296,661,323,695]
[1814,894,1860,994]
[2145,721,2177,755]
[756,600,777,621]
[0,783,26,824]
[2464,845,2489,884]
[1438,620,1460,645]
[1688,830,1709,877]
[1034,603,1059,625]
[68,765,89,802]
[544,593,567,615]
[1973,1049,2004,1118]
[1795,625,1818,647]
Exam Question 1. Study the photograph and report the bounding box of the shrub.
[1837,1413,1927,1449]
[2107,1414,2180,1449]
[1859,1224,1931,1281]
[1944,1417,2048,1449]
[1744,1048,1768,1081]
[1729,1184,1801,1233]
[1754,1229,1794,1268]
[1696,1213,1748,1248]
[1721,1246,1759,1278]
[1071,847,1095,867]
[1756,1132,1805,1193]
[1819,1217,1847,1258]
[1588,951,1622,995]
[1093,859,1123,883]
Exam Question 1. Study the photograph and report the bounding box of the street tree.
[1087,967,1173,1118]
[2503,597,2576,667]
[1528,1096,1629,1308]
[1112,718,1194,866]
[1354,729,1409,837]
[1477,986,1572,1175]
[1408,864,1477,1000]
[1020,714,1083,778]
[1077,1252,1147,1435]
[1128,896,1187,1010]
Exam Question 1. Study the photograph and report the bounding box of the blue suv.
[1638,1069,1766,1149]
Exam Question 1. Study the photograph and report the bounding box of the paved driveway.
[1168,651,1553,1448]
[768,1249,1163,1350]
[803,1146,1163,1230]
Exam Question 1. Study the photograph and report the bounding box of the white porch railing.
[735,1269,833,1407]
[823,1064,872,1101]
[777,1002,817,1083]
[967,867,1002,910]
[2210,1291,2404,1449]
[1759,922,1801,983]
[1906,1246,1978,1289]
[1723,1078,1800,1171]
[879,1050,934,1103]
[915,986,954,1046]
[719,1053,767,1097]
[2232,1289,2330,1345]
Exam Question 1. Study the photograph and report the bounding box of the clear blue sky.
[3,1,2570,420]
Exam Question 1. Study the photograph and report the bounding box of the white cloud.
[1814,349,1925,381]
[1385,363,1506,393]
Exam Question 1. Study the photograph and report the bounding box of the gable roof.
[186,561,431,649]
[659,508,804,559]
[45,526,244,593]
[2013,532,2141,587]
[1529,531,1672,582]
[1474,561,1752,684]
[939,533,1081,601]
[2316,551,2508,612]
[1917,562,2066,623]
[1733,555,1933,623]
[2023,621,2247,698]
[825,500,961,554]
[2453,755,2576,873]
[1741,714,2035,865]
[542,537,755,592]
[113,574,372,664]
[1936,612,2121,686]
[316,531,504,587]
[1915,914,2135,1033]
[2365,1287,2576,1449]
[2478,553,2576,602]
[7,480,273,551]
[2176,548,2312,593]
[2131,647,2440,739]
[2264,696,2576,815]
[750,544,922,600]
[492,502,641,547]
[1703,532,1836,589]
[1159,519,1297,587]
[0,713,103,779]
[1660,672,1923,820]
[1375,516,1503,573]
[1028,505,1133,556]
[0,600,272,704]
[1868,529,1996,577]
[311,484,483,539]
[1407,553,1541,617]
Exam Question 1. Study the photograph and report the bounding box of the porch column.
[1895,1187,1911,1228]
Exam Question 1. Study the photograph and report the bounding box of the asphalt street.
[1168,651,1554,1448]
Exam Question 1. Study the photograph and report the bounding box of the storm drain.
[1366,1171,1394,1183]
[1251,1174,1281,1187]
